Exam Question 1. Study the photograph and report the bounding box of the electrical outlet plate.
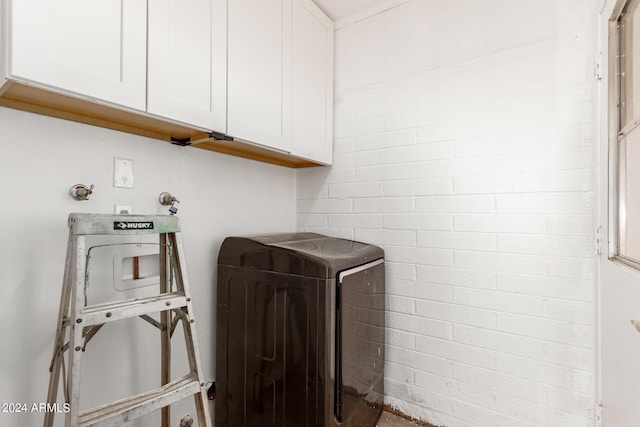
[114,157,134,188]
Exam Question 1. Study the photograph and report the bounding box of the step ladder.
[44,213,212,427]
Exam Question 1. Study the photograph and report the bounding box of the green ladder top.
[67,213,181,235]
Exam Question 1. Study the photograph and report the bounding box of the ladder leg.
[44,231,74,427]
[171,232,212,426]
[66,235,87,427]
[160,233,171,427]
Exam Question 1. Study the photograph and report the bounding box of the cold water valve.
[159,192,180,215]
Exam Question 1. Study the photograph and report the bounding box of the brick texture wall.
[297,0,597,426]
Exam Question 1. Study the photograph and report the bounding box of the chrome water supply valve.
[159,192,180,215]
[69,184,94,201]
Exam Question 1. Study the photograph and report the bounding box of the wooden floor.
[377,411,423,427]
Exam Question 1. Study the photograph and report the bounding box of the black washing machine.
[215,233,385,427]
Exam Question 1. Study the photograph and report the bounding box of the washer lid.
[217,232,384,279]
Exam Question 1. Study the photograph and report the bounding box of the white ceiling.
[313,0,392,20]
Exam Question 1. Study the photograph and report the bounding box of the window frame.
[609,0,640,270]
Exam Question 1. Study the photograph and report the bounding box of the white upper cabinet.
[8,0,147,111]
[291,0,334,165]
[227,0,292,153]
[147,0,227,132]
[227,0,334,164]
[2,0,332,166]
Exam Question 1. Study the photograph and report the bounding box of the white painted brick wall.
[297,0,597,425]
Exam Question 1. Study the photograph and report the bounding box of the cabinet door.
[147,0,226,132]
[9,0,147,111]
[291,0,334,165]
[227,0,292,152]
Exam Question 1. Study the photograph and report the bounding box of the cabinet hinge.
[595,226,602,255]
[170,136,191,146]
[209,131,233,141]
[596,402,603,427]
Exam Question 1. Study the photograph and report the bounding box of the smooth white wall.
[298,0,597,426]
[0,106,296,425]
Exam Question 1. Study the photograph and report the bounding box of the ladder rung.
[78,373,201,427]
[83,293,187,327]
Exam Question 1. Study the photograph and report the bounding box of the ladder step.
[83,293,187,327]
[78,373,201,427]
